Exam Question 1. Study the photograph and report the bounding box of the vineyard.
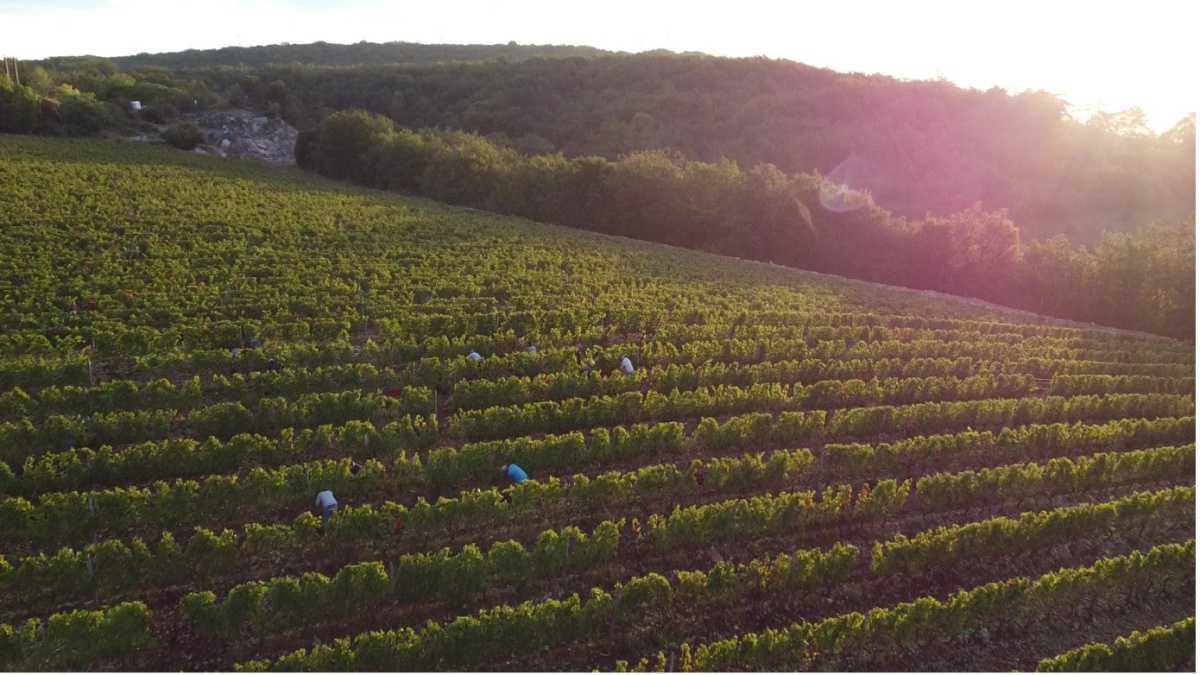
[0,134,1194,671]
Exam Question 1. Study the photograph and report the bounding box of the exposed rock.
[181,109,298,165]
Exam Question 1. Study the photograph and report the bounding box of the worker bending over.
[500,463,528,485]
[315,489,338,528]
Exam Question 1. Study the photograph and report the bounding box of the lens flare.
[818,155,875,213]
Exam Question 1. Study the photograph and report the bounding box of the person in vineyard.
[315,489,338,530]
[526,343,537,353]
[500,463,528,485]
[620,356,635,375]
[467,350,483,362]
[577,342,596,375]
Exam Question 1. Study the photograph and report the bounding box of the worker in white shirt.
[315,490,338,529]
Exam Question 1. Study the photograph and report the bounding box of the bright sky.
[2,0,1196,132]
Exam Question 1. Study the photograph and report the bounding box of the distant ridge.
[100,40,615,70]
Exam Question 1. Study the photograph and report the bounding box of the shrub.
[140,104,178,124]
[58,93,109,136]
[163,122,204,150]
[313,109,396,181]
[0,79,41,133]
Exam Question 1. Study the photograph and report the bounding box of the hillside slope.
[60,42,1194,243]
[0,135,1192,672]
[0,133,1176,343]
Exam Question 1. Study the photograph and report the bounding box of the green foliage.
[0,134,1193,671]
[57,91,109,135]
[163,122,204,150]
[0,601,154,670]
[300,112,1190,338]
[0,77,41,133]
[314,109,396,181]
[1036,616,1195,671]
[872,486,1193,576]
[679,542,1194,671]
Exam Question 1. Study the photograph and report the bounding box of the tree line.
[18,47,1194,245]
[301,110,1194,339]
[181,52,1194,244]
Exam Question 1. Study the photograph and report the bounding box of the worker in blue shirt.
[500,463,528,485]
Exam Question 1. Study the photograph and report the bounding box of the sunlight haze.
[2,0,1196,132]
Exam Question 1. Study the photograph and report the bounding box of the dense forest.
[177,53,1195,244]
[298,110,1194,339]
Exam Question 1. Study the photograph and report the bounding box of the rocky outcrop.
[182,110,298,165]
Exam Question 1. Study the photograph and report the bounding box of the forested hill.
[80,43,1195,244]
[105,41,613,70]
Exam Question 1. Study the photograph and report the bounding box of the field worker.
[576,343,593,374]
[526,343,538,354]
[467,350,483,362]
[315,489,338,528]
[620,356,635,375]
[500,463,528,485]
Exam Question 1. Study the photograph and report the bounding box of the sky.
[2,0,1196,132]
